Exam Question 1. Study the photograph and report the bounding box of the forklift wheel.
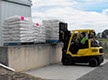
[89,58,98,67]
[62,55,72,65]
[97,56,104,66]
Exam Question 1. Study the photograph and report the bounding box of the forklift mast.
[59,22,71,54]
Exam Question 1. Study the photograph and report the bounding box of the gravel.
[0,66,45,80]
[77,62,108,80]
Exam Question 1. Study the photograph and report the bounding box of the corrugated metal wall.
[0,1,2,46]
[0,0,32,46]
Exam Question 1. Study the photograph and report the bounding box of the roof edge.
[2,0,32,7]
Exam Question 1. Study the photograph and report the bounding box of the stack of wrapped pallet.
[42,20,60,41]
[33,23,46,43]
[3,16,35,43]
[33,23,40,43]
[39,25,46,43]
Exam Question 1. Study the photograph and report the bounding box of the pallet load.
[33,23,46,43]
[3,16,35,44]
[33,23,40,43]
[42,20,61,42]
[39,25,46,43]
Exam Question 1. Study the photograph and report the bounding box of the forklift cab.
[69,30,90,54]
[62,29,104,67]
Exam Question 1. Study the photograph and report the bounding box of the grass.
[97,38,108,54]
[97,38,108,44]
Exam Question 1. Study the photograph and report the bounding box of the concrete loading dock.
[0,43,62,72]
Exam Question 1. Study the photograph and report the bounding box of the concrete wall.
[0,0,32,46]
[0,46,8,66]
[0,44,62,72]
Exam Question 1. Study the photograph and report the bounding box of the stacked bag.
[42,20,60,41]
[33,23,46,43]
[3,16,35,43]
[33,23,40,43]
[39,25,46,43]
[3,16,62,44]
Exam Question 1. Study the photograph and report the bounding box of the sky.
[31,0,108,33]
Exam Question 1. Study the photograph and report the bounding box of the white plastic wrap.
[33,23,46,43]
[42,19,60,40]
[3,16,35,43]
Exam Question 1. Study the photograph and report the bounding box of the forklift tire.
[97,56,104,66]
[62,55,72,65]
[89,58,98,67]
[97,57,101,66]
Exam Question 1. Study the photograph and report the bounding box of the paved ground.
[24,59,108,80]
[77,62,108,80]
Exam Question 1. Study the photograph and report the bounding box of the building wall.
[0,1,2,46]
[0,0,32,46]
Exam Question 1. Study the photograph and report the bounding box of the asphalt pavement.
[23,59,108,80]
[77,62,108,80]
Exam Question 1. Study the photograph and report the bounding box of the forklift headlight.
[92,49,98,52]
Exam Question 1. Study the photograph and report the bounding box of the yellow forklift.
[59,23,104,67]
